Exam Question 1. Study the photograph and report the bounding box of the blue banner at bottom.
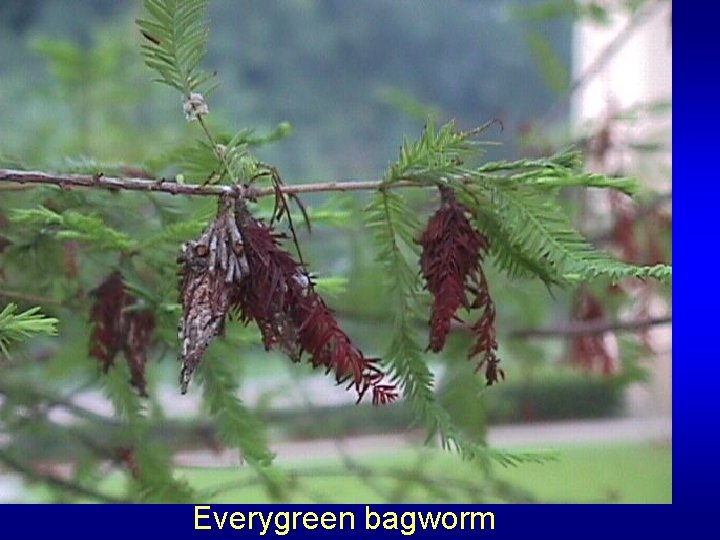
[0,504,677,538]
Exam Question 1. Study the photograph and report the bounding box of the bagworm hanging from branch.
[89,272,156,396]
[177,191,396,404]
[177,193,250,393]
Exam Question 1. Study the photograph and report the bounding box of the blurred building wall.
[572,1,672,417]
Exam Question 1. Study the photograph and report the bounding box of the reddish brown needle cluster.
[89,272,155,395]
[418,187,503,385]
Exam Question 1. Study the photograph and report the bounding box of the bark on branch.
[0,169,421,198]
[509,315,671,340]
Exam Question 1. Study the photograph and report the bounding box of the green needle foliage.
[372,121,670,286]
[475,181,669,282]
[0,303,58,357]
[366,188,553,467]
[9,206,137,253]
[137,0,214,94]
[199,354,274,467]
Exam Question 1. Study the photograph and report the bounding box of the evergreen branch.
[139,215,212,250]
[137,0,212,94]
[199,355,275,467]
[1,122,669,290]
[8,206,136,252]
[381,120,507,189]
[102,364,145,427]
[0,303,59,357]
[471,150,639,196]
[138,0,253,188]
[365,191,551,467]
[132,443,196,503]
[0,167,641,199]
[2,129,671,293]
[473,182,671,283]
[0,168,422,197]
[156,124,292,183]
[193,116,248,186]
[521,171,638,194]
[455,188,565,286]
[198,355,291,500]
[103,366,197,502]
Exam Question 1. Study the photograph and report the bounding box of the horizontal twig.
[0,449,129,503]
[0,169,423,198]
[0,289,62,308]
[509,315,671,340]
[0,184,34,192]
[0,382,118,426]
[332,307,671,340]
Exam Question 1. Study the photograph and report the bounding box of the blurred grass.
[20,442,670,503]
[496,443,671,503]
[180,442,671,503]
